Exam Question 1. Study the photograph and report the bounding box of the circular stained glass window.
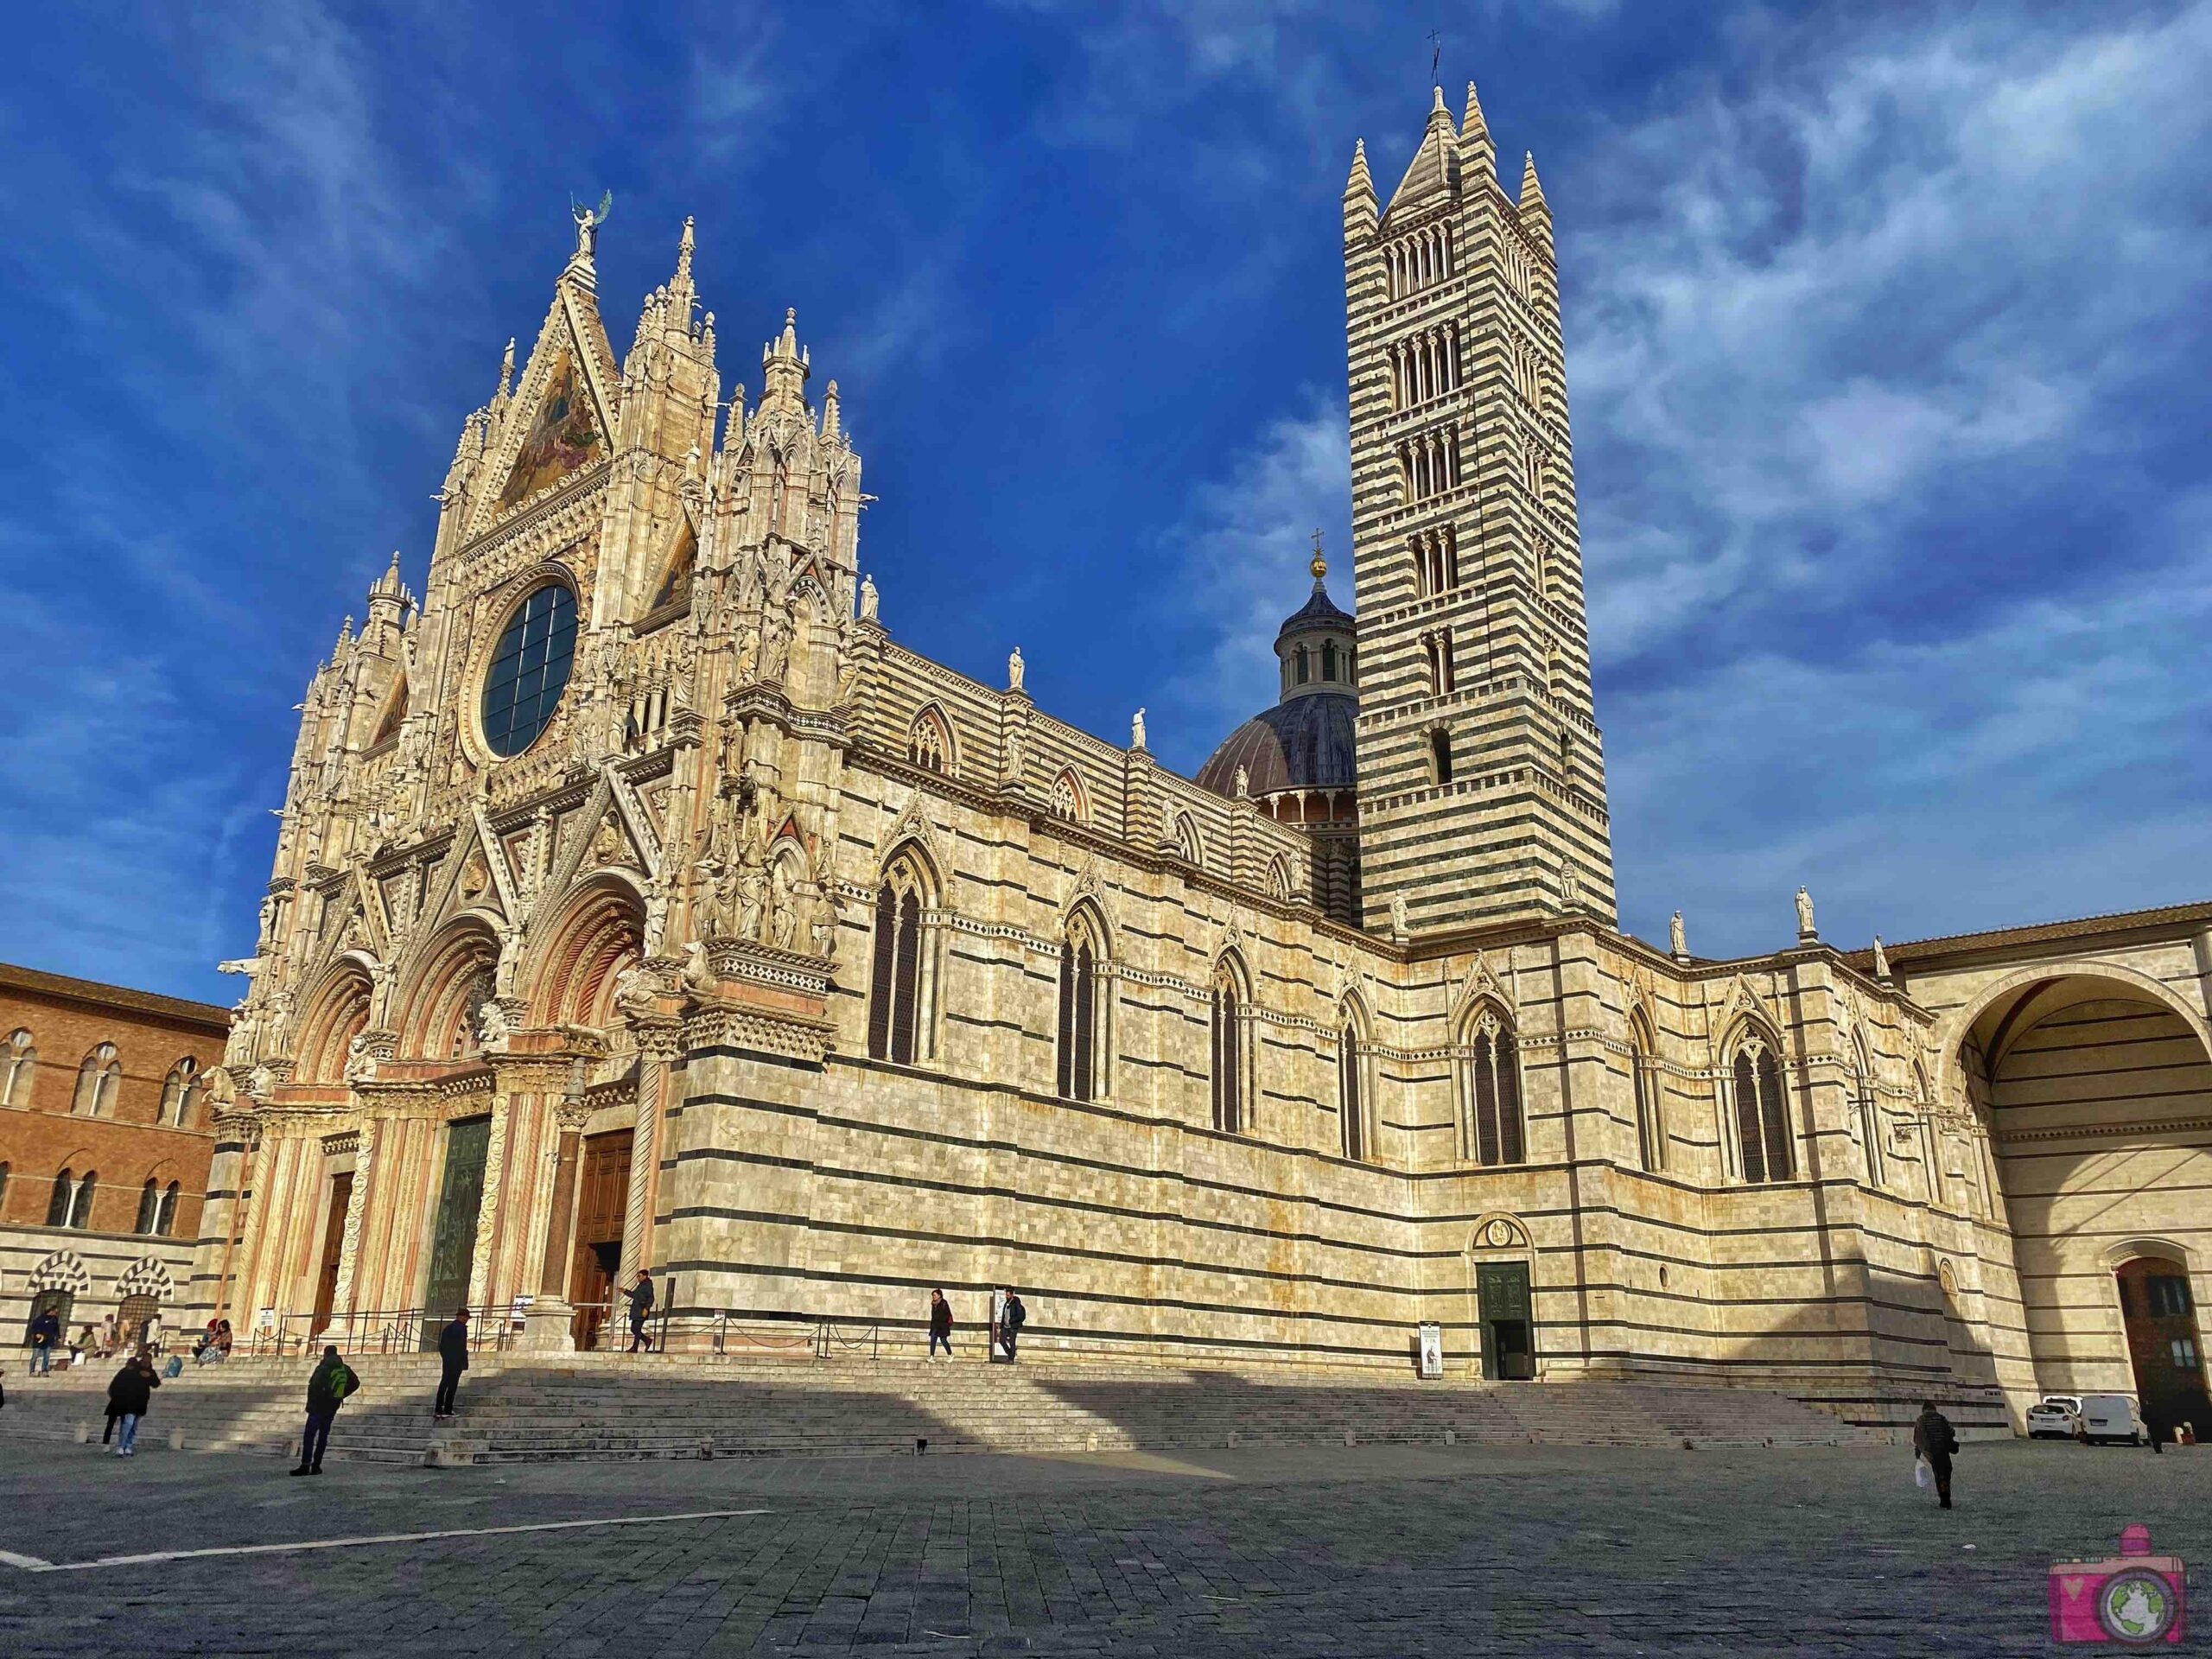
[480,582,577,757]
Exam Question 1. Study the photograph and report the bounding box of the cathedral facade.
[200,90,2211,1433]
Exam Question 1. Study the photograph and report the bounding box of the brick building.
[0,961,229,1352]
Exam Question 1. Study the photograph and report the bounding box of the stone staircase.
[0,1351,1895,1467]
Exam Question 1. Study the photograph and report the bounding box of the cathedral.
[200,86,2211,1433]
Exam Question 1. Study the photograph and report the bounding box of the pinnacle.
[1344,137,1373,199]
[1520,149,1547,207]
[1462,80,1487,136]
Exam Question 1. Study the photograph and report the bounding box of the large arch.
[393,917,503,1061]
[527,875,647,1030]
[295,957,376,1084]
[1949,965,2212,1421]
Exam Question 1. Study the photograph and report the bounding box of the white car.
[2026,1395,2084,1439]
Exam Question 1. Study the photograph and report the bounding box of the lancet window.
[48,1167,97,1230]
[1731,1033,1796,1184]
[1338,1007,1369,1162]
[866,849,935,1066]
[1055,907,1109,1103]
[1853,1033,1884,1189]
[906,708,950,774]
[1209,957,1248,1135]
[1630,1013,1663,1172]
[158,1059,199,1128]
[1048,770,1084,823]
[1458,1006,1525,1166]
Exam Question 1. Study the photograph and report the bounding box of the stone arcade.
[200,90,2211,1432]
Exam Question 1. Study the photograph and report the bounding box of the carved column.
[326,1117,378,1327]
[465,1089,514,1315]
[519,1096,595,1351]
[194,1103,263,1325]
[616,1014,684,1289]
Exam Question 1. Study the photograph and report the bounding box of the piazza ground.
[0,1435,2202,1655]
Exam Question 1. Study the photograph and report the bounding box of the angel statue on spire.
[570,190,613,258]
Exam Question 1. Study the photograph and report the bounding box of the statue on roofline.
[570,190,613,259]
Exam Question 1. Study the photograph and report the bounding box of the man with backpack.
[1001,1290,1027,1361]
[294,1344,359,1477]
[1913,1401,1960,1510]
[28,1306,60,1376]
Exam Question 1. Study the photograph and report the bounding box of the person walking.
[433,1307,468,1418]
[1001,1290,1027,1362]
[625,1269,656,1355]
[2147,1407,2168,1455]
[293,1344,359,1477]
[97,1313,118,1357]
[1913,1401,1959,1510]
[928,1289,954,1360]
[27,1306,60,1376]
[107,1354,159,1456]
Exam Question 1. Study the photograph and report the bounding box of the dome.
[1195,691,1358,798]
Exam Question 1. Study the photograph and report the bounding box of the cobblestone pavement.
[0,1433,2204,1656]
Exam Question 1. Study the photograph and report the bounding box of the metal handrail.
[233,1304,907,1363]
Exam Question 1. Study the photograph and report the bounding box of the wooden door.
[311,1173,353,1334]
[568,1129,632,1349]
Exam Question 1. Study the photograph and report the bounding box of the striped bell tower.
[1343,84,1615,937]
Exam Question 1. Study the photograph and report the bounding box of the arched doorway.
[2114,1255,2210,1439]
[1952,969,2212,1417]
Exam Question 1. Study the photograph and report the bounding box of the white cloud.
[1151,392,1351,770]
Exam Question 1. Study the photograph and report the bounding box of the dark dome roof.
[1194,691,1358,798]
[1274,581,1354,646]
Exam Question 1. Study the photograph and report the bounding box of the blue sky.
[3,1,2208,1006]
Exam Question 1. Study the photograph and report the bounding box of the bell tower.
[1343,84,1615,936]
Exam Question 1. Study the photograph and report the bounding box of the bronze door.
[420,1116,491,1348]
[1478,1261,1535,1380]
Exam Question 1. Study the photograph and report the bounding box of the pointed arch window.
[1338,1014,1368,1162]
[73,1044,120,1116]
[1,1029,34,1108]
[867,851,933,1065]
[1731,1035,1795,1184]
[1852,1034,1884,1190]
[1459,1007,1525,1166]
[1173,815,1205,868]
[1056,908,1109,1103]
[157,1180,181,1236]
[1048,770,1085,824]
[906,708,950,775]
[159,1058,199,1128]
[1209,958,1247,1135]
[135,1179,161,1236]
[0,1162,9,1211]
[1630,1013,1663,1172]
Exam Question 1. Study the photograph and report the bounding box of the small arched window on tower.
[1630,1012,1663,1172]
[1209,957,1247,1135]
[1459,1006,1525,1166]
[1731,1033,1796,1184]
[866,849,935,1066]
[73,1044,120,1117]
[906,708,950,775]
[1,1029,34,1108]
[1056,907,1109,1103]
[1428,728,1453,787]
